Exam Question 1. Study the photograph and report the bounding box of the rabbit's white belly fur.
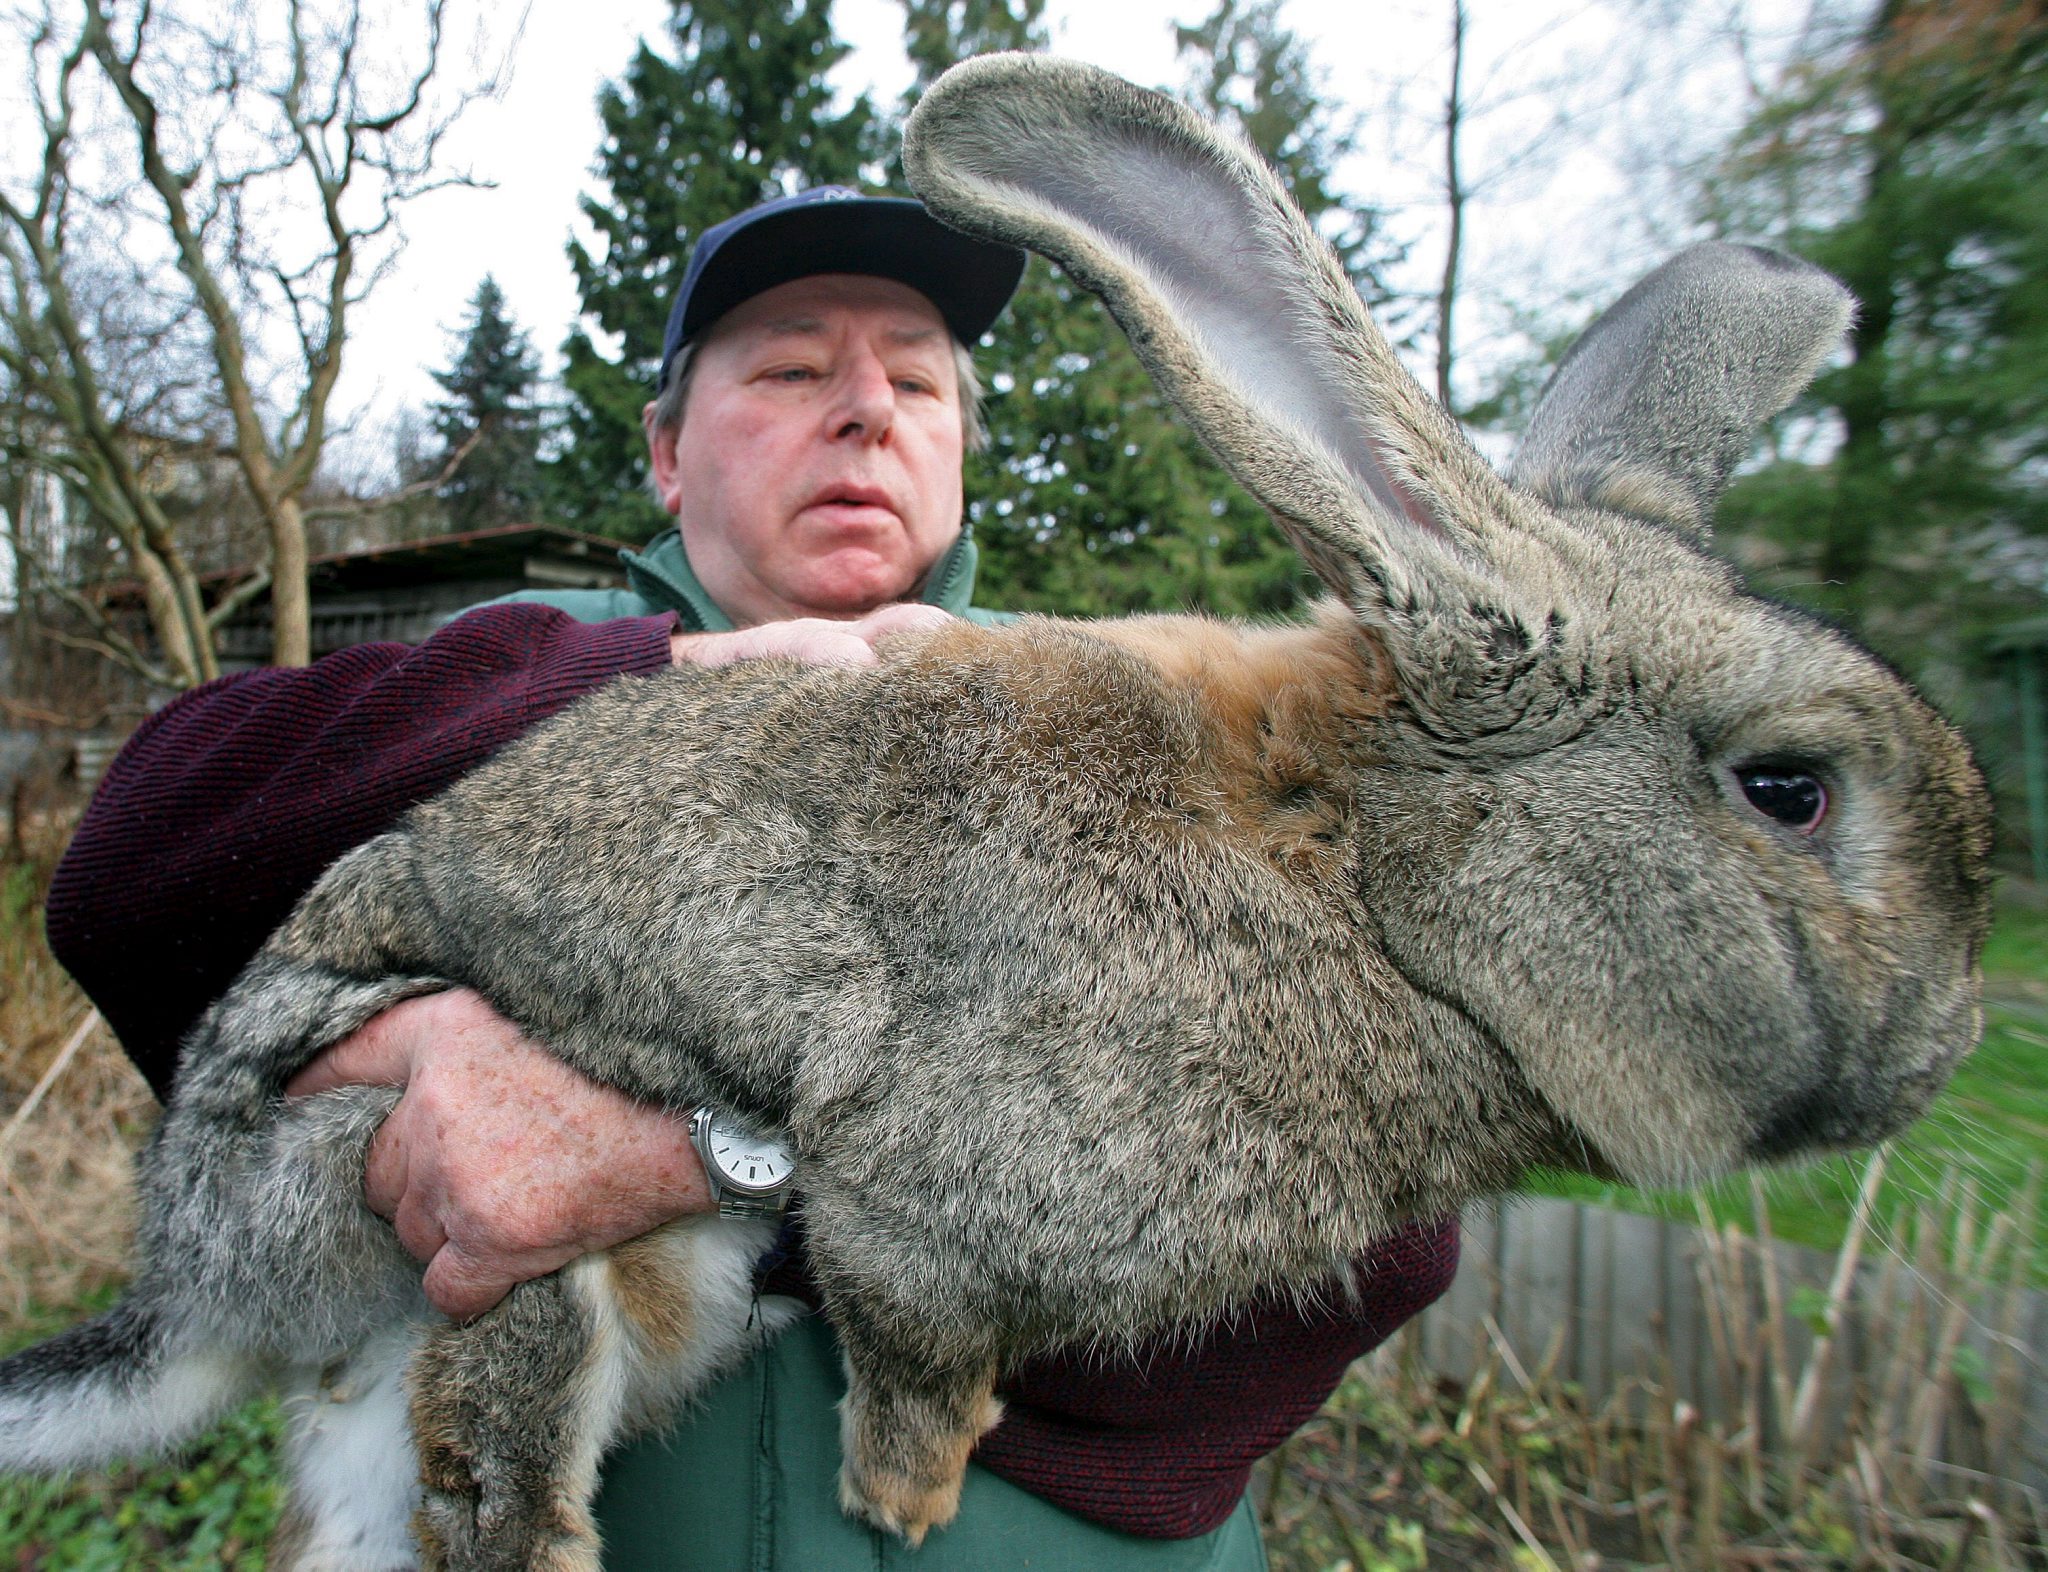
[277,1319,427,1572]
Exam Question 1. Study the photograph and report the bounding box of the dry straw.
[0,817,156,1338]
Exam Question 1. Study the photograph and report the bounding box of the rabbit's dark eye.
[1736,767,1827,832]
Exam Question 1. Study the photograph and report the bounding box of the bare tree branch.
[0,0,512,680]
[0,72,216,689]
[0,694,131,730]
[206,566,272,630]
[1436,0,1467,410]
[299,420,486,523]
[12,550,181,691]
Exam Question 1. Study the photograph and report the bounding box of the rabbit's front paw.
[837,1457,969,1547]
[837,1388,1004,1546]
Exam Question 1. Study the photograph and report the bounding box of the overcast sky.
[322,0,1774,468]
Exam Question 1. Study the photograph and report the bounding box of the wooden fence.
[1409,1197,2047,1502]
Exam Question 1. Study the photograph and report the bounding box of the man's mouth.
[808,484,896,517]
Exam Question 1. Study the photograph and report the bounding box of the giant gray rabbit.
[0,52,1993,1572]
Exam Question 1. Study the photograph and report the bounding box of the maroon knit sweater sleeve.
[45,603,679,1101]
[982,1216,1458,1536]
[45,599,1460,1539]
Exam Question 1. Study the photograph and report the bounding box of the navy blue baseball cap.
[656,187,1027,390]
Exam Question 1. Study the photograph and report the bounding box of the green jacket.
[493,526,1014,630]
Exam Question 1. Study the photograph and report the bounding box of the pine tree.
[900,0,1045,84]
[1704,0,2048,637]
[428,276,545,533]
[549,0,876,540]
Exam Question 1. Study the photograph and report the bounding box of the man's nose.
[828,352,896,443]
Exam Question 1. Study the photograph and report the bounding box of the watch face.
[703,1113,792,1194]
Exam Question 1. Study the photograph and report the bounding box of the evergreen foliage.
[900,0,1044,83]
[1702,1,2048,646]
[427,277,545,532]
[549,0,876,540]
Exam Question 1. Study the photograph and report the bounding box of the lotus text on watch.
[688,1105,796,1220]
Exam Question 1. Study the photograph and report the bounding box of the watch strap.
[713,1189,791,1221]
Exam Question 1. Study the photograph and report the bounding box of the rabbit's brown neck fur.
[852,612,1564,1317]
[914,604,1395,875]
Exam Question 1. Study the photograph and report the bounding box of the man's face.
[646,273,967,627]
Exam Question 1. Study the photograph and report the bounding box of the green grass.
[0,1400,283,1572]
[1533,886,2048,1284]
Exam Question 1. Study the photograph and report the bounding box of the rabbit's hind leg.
[407,1217,798,1572]
[407,1260,624,1572]
[832,1308,1003,1547]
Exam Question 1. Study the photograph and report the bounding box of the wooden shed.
[212,523,632,669]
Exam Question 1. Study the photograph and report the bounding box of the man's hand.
[670,601,953,668]
[285,990,712,1321]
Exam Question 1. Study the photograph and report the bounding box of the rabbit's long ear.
[904,53,1518,607]
[1509,243,1853,540]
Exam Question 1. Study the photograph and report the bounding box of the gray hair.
[649,337,989,453]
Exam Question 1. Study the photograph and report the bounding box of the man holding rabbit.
[47,188,1457,1568]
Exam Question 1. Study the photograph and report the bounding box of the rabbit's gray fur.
[0,54,1991,1572]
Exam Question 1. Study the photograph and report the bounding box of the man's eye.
[769,366,817,382]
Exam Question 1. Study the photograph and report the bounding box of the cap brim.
[679,199,1026,348]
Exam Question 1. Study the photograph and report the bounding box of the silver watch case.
[689,1105,796,1220]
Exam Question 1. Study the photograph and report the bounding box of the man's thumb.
[282,998,435,1096]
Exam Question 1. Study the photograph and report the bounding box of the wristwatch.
[688,1105,797,1220]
